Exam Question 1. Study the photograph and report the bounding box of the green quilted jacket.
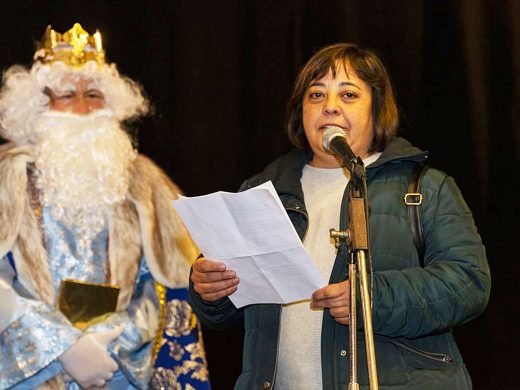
[189,137,491,389]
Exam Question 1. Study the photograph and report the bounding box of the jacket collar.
[247,137,427,207]
[365,137,428,180]
[369,137,428,167]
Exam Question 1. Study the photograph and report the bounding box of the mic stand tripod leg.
[348,255,359,390]
[357,249,378,389]
[348,250,378,390]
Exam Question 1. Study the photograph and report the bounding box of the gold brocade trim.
[164,299,197,337]
[151,284,210,386]
[150,339,210,388]
[152,282,167,364]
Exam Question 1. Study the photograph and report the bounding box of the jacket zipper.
[269,309,283,389]
[391,339,453,364]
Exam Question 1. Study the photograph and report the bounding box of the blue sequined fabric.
[0,304,80,389]
[43,207,109,294]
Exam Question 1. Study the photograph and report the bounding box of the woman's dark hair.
[287,43,399,152]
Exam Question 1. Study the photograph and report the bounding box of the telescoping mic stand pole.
[330,158,378,390]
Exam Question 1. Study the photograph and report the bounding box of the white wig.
[0,60,149,144]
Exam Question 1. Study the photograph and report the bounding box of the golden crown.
[34,23,105,67]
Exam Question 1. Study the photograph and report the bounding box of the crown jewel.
[34,23,105,67]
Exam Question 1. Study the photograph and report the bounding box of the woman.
[189,43,490,389]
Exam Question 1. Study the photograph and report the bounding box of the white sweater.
[274,153,380,390]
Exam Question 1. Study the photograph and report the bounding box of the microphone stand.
[330,156,378,390]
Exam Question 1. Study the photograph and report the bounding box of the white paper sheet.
[172,181,326,308]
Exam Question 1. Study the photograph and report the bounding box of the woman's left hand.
[311,280,351,325]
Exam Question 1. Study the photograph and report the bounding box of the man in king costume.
[0,23,209,389]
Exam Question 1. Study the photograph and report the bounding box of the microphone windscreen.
[322,126,347,151]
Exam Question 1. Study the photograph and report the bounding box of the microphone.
[322,126,365,178]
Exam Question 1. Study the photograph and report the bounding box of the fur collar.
[0,143,198,308]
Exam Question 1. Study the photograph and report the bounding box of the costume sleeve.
[0,253,81,389]
[371,172,491,338]
[188,269,243,331]
[85,261,160,389]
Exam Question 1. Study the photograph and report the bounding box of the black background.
[1,1,518,389]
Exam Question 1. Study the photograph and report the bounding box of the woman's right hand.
[191,257,240,301]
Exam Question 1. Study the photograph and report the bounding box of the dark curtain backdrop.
[0,1,518,389]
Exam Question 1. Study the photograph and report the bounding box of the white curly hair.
[0,60,149,144]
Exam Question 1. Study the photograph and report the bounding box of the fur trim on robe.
[0,142,199,387]
[0,142,198,305]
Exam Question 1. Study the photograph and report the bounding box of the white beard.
[32,109,136,240]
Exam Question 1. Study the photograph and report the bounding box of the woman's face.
[302,63,374,168]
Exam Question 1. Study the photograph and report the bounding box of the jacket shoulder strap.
[404,164,430,267]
